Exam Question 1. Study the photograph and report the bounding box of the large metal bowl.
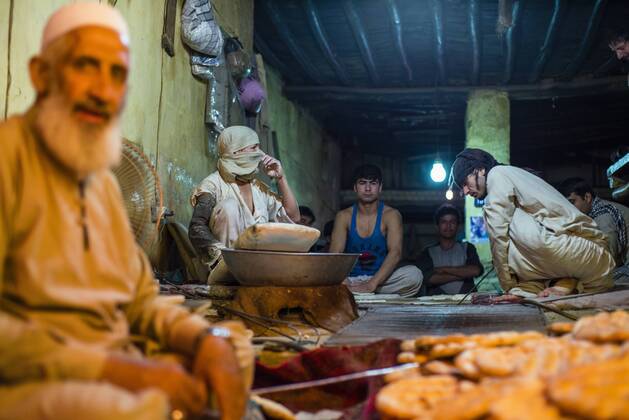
[221,248,359,287]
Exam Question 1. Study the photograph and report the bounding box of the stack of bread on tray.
[377,310,629,420]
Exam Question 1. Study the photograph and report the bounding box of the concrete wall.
[0,0,339,232]
[264,65,342,229]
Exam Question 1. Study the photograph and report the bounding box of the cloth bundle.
[181,0,223,57]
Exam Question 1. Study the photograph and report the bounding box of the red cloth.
[253,339,401,416]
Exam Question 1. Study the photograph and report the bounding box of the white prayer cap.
[41,2,129,51]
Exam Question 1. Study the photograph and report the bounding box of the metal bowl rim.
[221,248,360,258]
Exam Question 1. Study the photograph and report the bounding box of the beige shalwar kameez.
[0,112,212,419]
[190,171,292,249]
[190,172,292,284]
[483,166,615,295]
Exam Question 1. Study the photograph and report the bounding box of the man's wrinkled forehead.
[68,26,130,61]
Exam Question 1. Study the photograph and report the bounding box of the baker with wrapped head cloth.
[449,148,615,298]
[189,126,300,283]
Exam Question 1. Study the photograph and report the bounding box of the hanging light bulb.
[430,160,446,182]
[445,189,454,200]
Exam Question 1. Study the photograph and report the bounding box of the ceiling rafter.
[343,0,380,84]
[561,0,608,80]
[468,0,481,85]
[385,0,413,82]
[304,0,350,86]
[431,0,446,84]
[529,0,564,83]
[264,0,323,84]
[503,0,524,84]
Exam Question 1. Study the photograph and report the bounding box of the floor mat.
[326,304,546,346]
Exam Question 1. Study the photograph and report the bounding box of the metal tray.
[221,248,359,287]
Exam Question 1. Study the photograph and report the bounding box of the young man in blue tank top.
[329,165,423,297]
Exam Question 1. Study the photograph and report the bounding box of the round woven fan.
[112,139,163,250]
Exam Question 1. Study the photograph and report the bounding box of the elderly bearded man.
[0,3,252,419]
[189,126,300,283]
[449,148,615,298]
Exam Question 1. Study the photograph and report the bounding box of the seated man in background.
[330,164,422,297]
[450,148,615,298]
[298,205,316,227]
[189,126,300,282]
[559,177,629,284]
[0,4,250,419]
[416,204,484,295]
[609,28,629,62]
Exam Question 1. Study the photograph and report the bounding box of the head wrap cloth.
[41,2,129,52]
[217,126,264,183]
[449,148,501,189]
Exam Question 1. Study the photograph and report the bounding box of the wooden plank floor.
[325,304,546,346]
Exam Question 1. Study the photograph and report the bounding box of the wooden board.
[325,304,546,346]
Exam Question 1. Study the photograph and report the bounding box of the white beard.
[35,94,122,179]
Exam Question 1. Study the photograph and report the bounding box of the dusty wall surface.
[0,0,339,233]
[465,89,511,291]
[264,65,342,229]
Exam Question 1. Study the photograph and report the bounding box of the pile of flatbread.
[377,310,629,419]
[234,223,320,253]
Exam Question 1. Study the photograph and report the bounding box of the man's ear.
[584,192,593,204]
[353,183,358,193]
[29,57,51,96]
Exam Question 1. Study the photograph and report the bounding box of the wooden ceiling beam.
[386,0,413,82]
[502,0,523,84]
[284,76,628,101]
[529,0,565,83]
[561,0,608,80]
[343,0,380,84]
[264,0,323,84]
[513,132,625,150]
[468,0,481,85]
[431,0,447,84]
[304,0,350,86]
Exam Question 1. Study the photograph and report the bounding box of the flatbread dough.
[234,223,320,252]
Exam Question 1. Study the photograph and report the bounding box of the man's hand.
[101,355,207,415]
[193,335,248,420]
[261,154,283,179]
[344,278,379,293]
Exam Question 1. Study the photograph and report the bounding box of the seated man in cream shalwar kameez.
[449,148,615,298]
[0,4,252,419]
[189,126,300,283]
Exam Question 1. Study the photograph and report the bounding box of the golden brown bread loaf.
[234,223,320,252]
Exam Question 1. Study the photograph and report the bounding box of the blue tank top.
[344,201,387,276]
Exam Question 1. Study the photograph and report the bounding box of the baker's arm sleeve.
[483,176,517,291]
[189,192,223,266]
